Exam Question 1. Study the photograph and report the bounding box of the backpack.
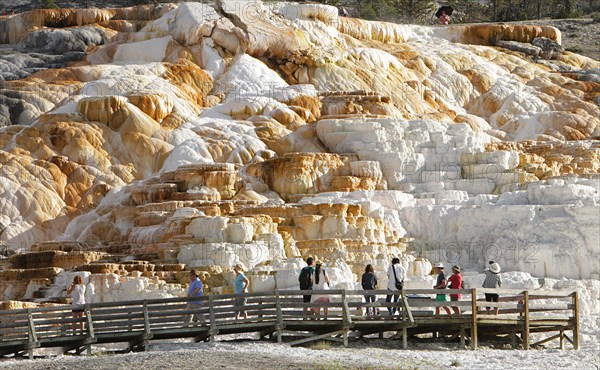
[299,266,313,290]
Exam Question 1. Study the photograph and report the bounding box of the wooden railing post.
[208,295,218,342]
[26,309,37,360]
[400,292,414,325]
[471,288,477,350]
[572,291,580,350]
[341,290,351,347]
[522,291,530,350]
[399,290,408,349]
[142,300,151,351]
[85,304,95,355]
[275,291,283,343]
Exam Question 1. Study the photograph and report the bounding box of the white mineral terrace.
[0,1,598,349]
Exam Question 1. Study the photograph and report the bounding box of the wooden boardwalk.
[0,288,579,359]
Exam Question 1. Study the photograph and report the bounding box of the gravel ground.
[0,338,598,370]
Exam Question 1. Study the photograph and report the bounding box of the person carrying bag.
[386,257,405,315]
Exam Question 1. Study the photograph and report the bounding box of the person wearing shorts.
[233,262,249,319]
[433,263,451,316]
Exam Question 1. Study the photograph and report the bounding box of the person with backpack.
[386,257,405,315]
[299,257,315,316]
[447,265,463,315]
[361,264,378,316]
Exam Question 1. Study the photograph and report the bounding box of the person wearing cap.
[184,269,205,326]
[482,262,502,315]
[433,263,451,316]
[233,262,249,319]
[447,265,463,315]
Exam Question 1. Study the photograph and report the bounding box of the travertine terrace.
[0,1,598,306]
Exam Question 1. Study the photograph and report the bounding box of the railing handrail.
[0,287,580,354]
[0,288,577,316]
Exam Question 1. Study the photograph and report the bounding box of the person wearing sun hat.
[433,262,452,316]
[447,265,463,315]
[482,261,502,315]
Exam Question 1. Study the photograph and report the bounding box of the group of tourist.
[64,257,503,331]
[297,257,503,317]
[183,262,250,326]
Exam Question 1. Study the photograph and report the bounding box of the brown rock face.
[247,153,385,201]
[9,250,105,269]
[488,141,600,179]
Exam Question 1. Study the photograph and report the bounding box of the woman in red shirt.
[447,265,463,315]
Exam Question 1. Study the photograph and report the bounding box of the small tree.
[39,0,59,9]
[394,0,436,24]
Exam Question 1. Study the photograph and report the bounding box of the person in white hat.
[482,262,502,315]
[433,263,451,316]
[447,265,463,315]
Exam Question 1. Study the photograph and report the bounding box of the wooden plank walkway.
[0,288,579,359]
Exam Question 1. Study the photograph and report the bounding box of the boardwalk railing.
[0,288,578,358]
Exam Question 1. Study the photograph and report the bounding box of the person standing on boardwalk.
[298,256,315,316]
[386,257,405,315]
[310,261,331,317]
[361,264,378,316]
[67,275,86,333]
[433,263,452,316]
[447,265,463,315]
[233,262,250,320]
[184,269,205,326]
[482,262,502,315]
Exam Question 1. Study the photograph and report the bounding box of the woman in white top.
[67,275,86,333]
[310,262,330,316]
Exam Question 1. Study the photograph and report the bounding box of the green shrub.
[565,46,583,53]
[39,0,59,9]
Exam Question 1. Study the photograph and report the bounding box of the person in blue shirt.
[184,269,205,326]
[233,262,250,320]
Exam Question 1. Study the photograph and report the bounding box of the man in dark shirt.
[299,257,315,316]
